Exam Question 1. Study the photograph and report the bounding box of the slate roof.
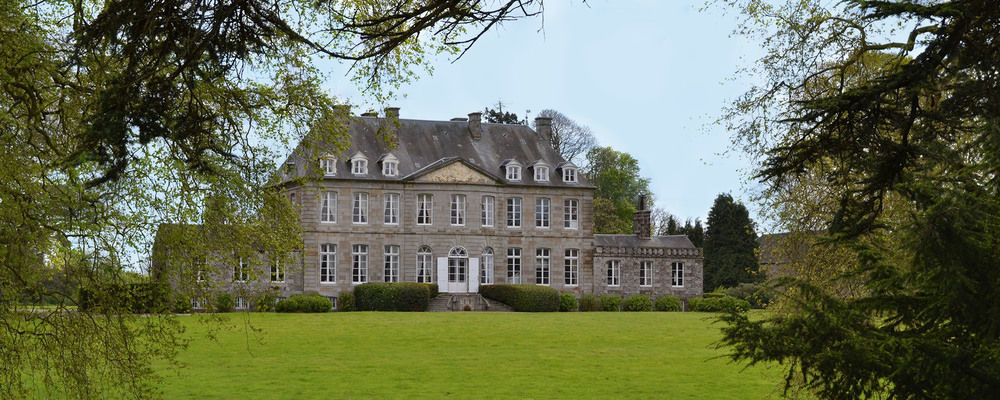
[283,115,592,188]
[594,234,698,249]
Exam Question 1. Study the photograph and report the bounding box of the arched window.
[448,246,468,258]
[416,246,433,283]
[480,248,494,284]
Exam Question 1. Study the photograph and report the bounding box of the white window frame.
[671,262,684,287]
[384,193,399,225]
[481,196,495,227]
[535,248,550,286]
[416,246,433,283]
[507,248,522,284]
[607,260,621,287]
[384,245,399,282]
[535,198,550,229]
[564,249,579,286]
[270,258,285,283]
[352,192,368,224]
[381,155,398,177]
[235,296,247,310]
[564,199,579,229]
[450,194,466,226]
[562,167,578,183]
[320,244,336,284]
[534,166,549,182]
[320,156,336,176]
[234,257,249,282]
[506,197,522,228]
[351,244,368,284]
[320,191,337,223]
[506,164,522,181]
[352,159,368,175]
[640,261,653,287]
[480,248,495,285]
[417,194,433,225]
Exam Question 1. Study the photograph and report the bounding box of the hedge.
[579,295,602,312]
[275,294,332,313]
[338,291,355,311]
[354,282,431,311]
[215,293,234,313]
[600,295,622,312]
[425,283,439,299]
[559,293,578,312]
[479,284,559,312]
[622,295,653,311]
[654,295,682,311]
[78,282,170,314]
[689,296,751,313]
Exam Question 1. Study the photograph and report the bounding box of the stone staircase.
[428,293,514,312]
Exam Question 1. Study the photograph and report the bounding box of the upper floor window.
[417,194,433,225]
[535,198,550,228]
[271,258,285,283]
[234,257,249,282]
[352,192,368,224]
[504,160,522,181]
[319,155,336,176]
[350,152,368,175]
[506,197,522,228]
[320,191,337,223]
[451,195,466,226]
[381,153,398,177]
[534,165,549,182]
[384,193,399,225]
[481,196,495,227]
[562,167,578,183]
[564,199,579,229]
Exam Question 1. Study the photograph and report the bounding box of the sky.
[320,1,765,226]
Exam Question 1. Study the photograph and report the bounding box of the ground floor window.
[607,260,620,287]
[640,261,653,287]
[671,262,684,287]
[320,244,336,283]
[507,247,522,284]
[564,249,579,286]
[384,245,399,282]
[481,248,495,284]
[352,244,368,284]
[535,248,550,285]
[416,246,433,283]
[235,296,248,310]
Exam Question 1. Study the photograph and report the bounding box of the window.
[352,193,368,224]
[607,260,621,287]
[320,191,337,223]
[506,164,521,181]
[448,247,468,283]
[233,257,249,282]
[271,258,285,282]
[416,246,433,283]
[320,244,336,283]
[506,197,522,228]
[507,248,522,284]
[481,196,495,227]
[534,166,549,182]
[289,192,297,206]
[352,158,368,175]
[235,297,248,310]
[671,262,684,287]
[193,258,206,283]
[562,167,578,183]
[535,198,550,228]
[564,199,579,229]
[384,245,399,282]
[319,156,336,176]
[384,193,399,225]
[351,244,368,284]
[640,261,653,287]
[417,194,433,225]
[381,154,398,177]
[564,249,579,286]
[535,248,550,285]
[480,248,495,284]
[450,194,466,226]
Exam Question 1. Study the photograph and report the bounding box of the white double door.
[437,257,479,293]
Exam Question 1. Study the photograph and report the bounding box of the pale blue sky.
[323,1,763,224]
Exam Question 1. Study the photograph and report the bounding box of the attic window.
[284,162,295,176]
[505,161,522,181]
[563,167,578,183]
[351,153,368,175]
[319,155,336,176]
[534,166,549,182]
[381,154,398,177]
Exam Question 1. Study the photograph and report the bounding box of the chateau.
[156,108,703,310]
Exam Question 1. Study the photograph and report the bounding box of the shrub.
[275,294,332,313]
[338,291,355,311]
[579,295,602,312]
[214,293,233,313]
[689,296,750,313]
[354,283,430,311]
[79,282,170,313]
[172,293,193,313]
[600,295,622,312]
[479,284,559,312]
[622,295,653,311]
[723,283,773,309]
[654,295,682,312]
[424,283,439,299]
[559,293,578,312]
[255,291,279,312]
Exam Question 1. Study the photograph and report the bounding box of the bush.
[559,293,578,312]
[354,282,431,311]
[338,291,355,311]
[275,294,332,313]
[255,291,279,312]
[579,295,602,312]
[479,284,559,312]
[78,282,170,313]
[424,283,439,298]
[172,293,193,313]
[723,283,773,309]
[214,293,233,313]
[689,296,751,313]
[654,295,682,312]
[600,295,622,312]
[622,295,653,311]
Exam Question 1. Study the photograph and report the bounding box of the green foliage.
[479,285,559,312]
[483,101,523,124]
[655,296,682,312]
[600,295,622,312]
[214,293,234,313]
[723,283,772,309]
[354,283,430,311]
[172,293,193,314]
[579,295,602,312]
[585,146,653,234]
[424,283,439,299]
[255,291,279,312]
[558,293,579,312]
[622,295,653,312]
[689,296,750,313]
[338,291,355,312]
[78,282,170,314]
[703,193,760,292]
[275,294,332,313]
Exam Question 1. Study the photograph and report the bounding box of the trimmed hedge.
[425,283,439,299]
[559,293,578,312]
[275,294,332,313]
[78,282,170,313]
[479,284,559,312]
[600,295,622,312]
[215,293,233,313]
[338,291,355,311]
[579,295,602,312]
[689,296,751,313]
[654,295,682,311]
[354,282,431,311]
[622,295,653,311]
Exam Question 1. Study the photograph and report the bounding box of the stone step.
[428,294,513,312]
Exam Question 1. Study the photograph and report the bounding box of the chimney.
[468,112,482,139]
[535,117,552,143]
[385,107,400,120]
[633,194,651,240]
[332,104,352,137]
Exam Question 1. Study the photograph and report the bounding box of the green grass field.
[157,312,786,399]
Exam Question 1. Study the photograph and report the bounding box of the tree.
[681,218,705,248]
[536,109,597,165]
[483,100,524,124]
[652,208,681,236]
[584,146,652,234]
[717,1,1000,398]
[702,194,759,292]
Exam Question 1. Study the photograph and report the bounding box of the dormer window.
[531,162,550,182]
[350,152,368,175]
[319,155,336,176]
[381,153,398,177]
[284,162,295,176]
[559,162,579,183]
[504,160,522,181]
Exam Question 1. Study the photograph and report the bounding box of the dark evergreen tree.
[681,218,705,248]
[483,100,523,124]
[703,194,759,291]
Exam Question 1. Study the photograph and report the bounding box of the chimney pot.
[468,112,482,139]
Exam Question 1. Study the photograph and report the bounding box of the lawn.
[157,312,786,399]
